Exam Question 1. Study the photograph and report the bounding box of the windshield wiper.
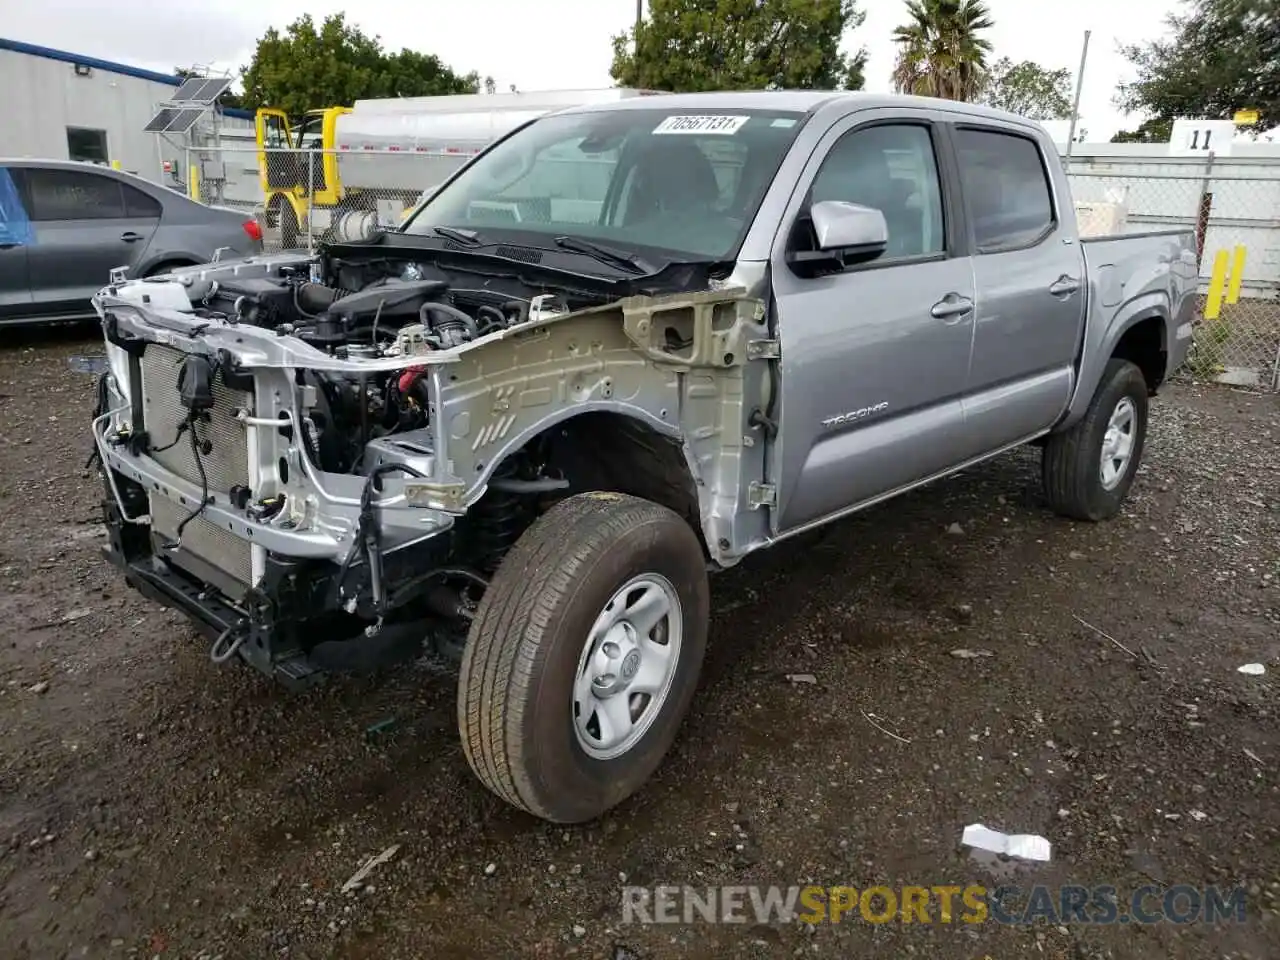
[433,225,482,246]
[553,236,652,275]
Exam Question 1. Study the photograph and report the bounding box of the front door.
[256,108,297,193]
[768,112,976,534]
[19,166,158,316]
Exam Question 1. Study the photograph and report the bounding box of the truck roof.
[555,90,1039,128]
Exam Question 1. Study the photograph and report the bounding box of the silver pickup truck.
[89,92,1197,823]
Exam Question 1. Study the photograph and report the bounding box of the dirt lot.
[1,328,1277,960]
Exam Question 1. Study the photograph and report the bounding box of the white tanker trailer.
[254,89,658,245]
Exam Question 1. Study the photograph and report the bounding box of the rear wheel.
[1042,359,1149,521]
[278,203,300,250]
[458,492,710,823]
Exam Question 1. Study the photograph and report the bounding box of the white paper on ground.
[962,823,1052,862]
[1237,663,1266,676]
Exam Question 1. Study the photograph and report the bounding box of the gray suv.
[0,159,263,325]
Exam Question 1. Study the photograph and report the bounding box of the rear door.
[21,166,158,316]
[0,165,34,319]
[952,125,1086,444]
[768,109,977,533]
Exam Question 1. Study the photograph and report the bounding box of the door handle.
[1049,275,1081,296]
[121,232,143,243]
[930,293,974,321]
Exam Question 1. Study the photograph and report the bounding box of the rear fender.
[1059,293,1169,430]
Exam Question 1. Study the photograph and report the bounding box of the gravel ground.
[1,327,1277,960]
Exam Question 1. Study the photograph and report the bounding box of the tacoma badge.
[821,402,889,429]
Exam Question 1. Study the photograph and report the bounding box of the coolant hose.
[420,302,479,339]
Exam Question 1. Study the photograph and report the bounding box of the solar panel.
[193,77,232,103]
[144,108,181,132]
[171,77,206,101]
[163,108,204,133]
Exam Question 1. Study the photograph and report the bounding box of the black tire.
[1042,358,1149,521]
[279,203,300,250]
[458,492,710,823]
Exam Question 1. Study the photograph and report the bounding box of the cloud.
[6,0,261,72]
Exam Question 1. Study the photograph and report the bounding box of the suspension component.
[466,460,570,573]
[470,487,527,573]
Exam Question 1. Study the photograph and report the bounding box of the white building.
[0,37,255,186]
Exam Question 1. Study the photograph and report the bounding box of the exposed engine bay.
[91,242,761,685]
[180,253,589,475]
[197,259,571,352]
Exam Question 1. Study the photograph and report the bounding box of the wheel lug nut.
[603,641,621,659]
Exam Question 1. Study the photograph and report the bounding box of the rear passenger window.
[122,183,162,219]
[809,123,945,259]
[954,128,1054,252]
[25,169,126,221]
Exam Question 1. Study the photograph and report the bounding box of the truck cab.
[255,107,348,239]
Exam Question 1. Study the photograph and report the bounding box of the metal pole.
[306,149,315,253]
[1065,29,1091,158]
[636,0,643,31]
[1194,151,1215,270]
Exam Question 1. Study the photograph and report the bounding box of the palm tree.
[892,0,995,102]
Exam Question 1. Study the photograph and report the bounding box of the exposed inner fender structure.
[545,412,705,551]
[417,288,776,566]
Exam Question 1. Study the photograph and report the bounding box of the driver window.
[471,138,620,225]
[262,116,289,150]
[808,123,945,259]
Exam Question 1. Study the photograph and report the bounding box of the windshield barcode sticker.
[653,115,749,136]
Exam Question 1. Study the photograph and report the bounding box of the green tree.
[892,0,994,102]
[1110,117,1174,143]
[610,0,868,92]
[977,57,1073,119]
[1117,0,1279,132]
[239,13,477,117]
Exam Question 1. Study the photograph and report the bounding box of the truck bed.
[1072,227,1198,415]
[1080,228,1198,318]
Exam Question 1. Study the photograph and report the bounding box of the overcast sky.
[3,0,1181,139]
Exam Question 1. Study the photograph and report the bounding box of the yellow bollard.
[188,164,201,203]
[1204,249,1229,320]
[1226,244,1247,304]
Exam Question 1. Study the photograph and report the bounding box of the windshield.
[402,108,807,261]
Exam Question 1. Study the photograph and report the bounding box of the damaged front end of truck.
[90,239,774,686]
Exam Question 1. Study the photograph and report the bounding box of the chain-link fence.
[184,145,477,251]
[180,144,1280,392]
[1066,155,1280,391]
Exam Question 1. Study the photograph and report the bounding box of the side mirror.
[810,200,888,255]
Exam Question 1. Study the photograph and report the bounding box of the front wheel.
[457,492,710,823]
[1042,358,1149,521]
